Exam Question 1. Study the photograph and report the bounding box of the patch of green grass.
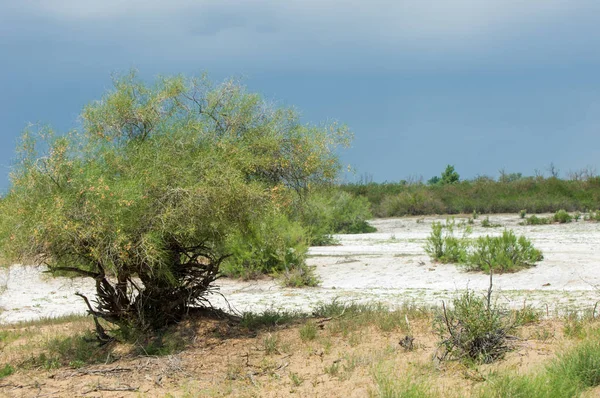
[548,339,600,389]
[299,322,318,342]
[22,330,114,370]
[479,337,600,397]
[512,305,542,326]
[137,332,187,356]
[240,309,306,330]
[372,364,436,398]
[478,372,579,398]
[0,364,14,379]
[289,371,304,386]
[263,333,280,355]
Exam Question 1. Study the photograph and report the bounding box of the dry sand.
[1,214,599,324]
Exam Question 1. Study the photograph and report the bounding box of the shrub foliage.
[425,221,543,273]
[0,73,351,332]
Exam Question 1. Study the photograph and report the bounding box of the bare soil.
[0,313,578,397]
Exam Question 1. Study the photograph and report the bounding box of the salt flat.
[1,214,599,323]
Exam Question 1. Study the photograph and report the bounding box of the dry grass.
[0,305,598,397]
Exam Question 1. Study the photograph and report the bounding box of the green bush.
[481,216,501,228]
[0,73,351,332]
[221,213,308,279]
[521,215,552,225]
[553,209,573,223]
[0,364,14,379]
[467,231,543,273]
[436,289,516,364]
[424,220,469,263]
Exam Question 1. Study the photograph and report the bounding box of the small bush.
[436,289,516,364]
[467,231,543,273]
[481,216,501,228]
[521,215,552,225]
[553,209,572,223]
[263,333,280,355]
[280,264,321,287]
[424,220,469,263]
[519,209,527,219]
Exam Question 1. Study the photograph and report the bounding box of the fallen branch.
[82,384,138,394]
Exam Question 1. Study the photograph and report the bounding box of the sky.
[1,1,600,191]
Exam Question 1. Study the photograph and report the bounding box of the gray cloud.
[3,0,600,73]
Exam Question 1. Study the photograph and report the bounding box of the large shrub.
[0,73,351,332]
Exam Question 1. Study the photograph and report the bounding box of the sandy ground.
[1,214,600,324]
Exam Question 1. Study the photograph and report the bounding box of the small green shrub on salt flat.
[553,209,573,223]
[467,231,543,273]
[424,220,469,263]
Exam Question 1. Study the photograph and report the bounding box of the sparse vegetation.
[521,214,552,225]
[481,216,501,228]
[424,222,543,273]
[435,284,517,364]
[2,301,600,397]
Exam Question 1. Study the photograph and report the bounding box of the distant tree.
[427,176,441,185]
[0,73,351,333]
[498,169,523,183]
[440,165,460,185]
[547,162,560,178]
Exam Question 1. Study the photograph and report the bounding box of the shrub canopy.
[0,73,351,331]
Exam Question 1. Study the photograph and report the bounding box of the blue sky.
[1,1,600,190]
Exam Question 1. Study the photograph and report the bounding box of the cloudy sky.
[1,1,600,189]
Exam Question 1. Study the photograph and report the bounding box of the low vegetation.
[425,220,543,272]
[342,166,600,217]
[1,299,599,397]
